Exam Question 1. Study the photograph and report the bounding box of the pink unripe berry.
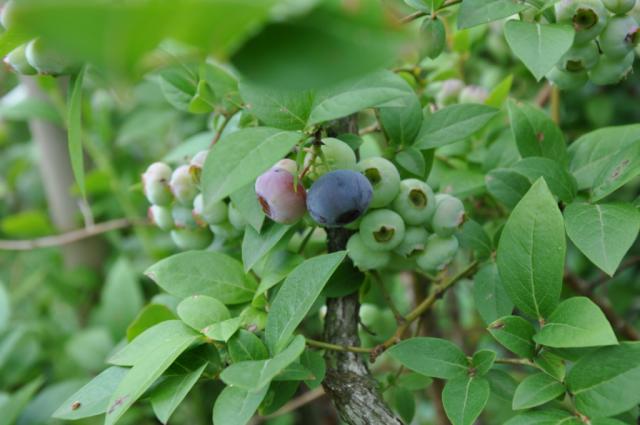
[170,165,198,206]
[255,168,307,224]
[273,158,298,175]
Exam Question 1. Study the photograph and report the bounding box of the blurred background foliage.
[0,0,639,424]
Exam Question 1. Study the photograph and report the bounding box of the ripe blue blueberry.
[347,233,391,271]
[599,15,639,59]
[555,0,609,44]
[391,179,436,226]
[255,167,307,224]
[359,209,406,252]
[142,162,173,206]
[357,157,401,208]
[306,169,373,227]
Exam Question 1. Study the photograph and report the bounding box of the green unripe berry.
[547,66,589,90]
[210,222,241,239]
[4,44,37,75]
[391,179,436,226]
[394,226,429,257]
[599,15,640,59]
[458,86,489,104]
[555,0,609,44]
[193,194,227,226]
[228,202,246,230]
[170,228,213,250]
[431,194,465,237]
[304,138,357,179]
[602,0,636,14]
[359,209,406,252]
[357,157,401,208]
[346,233,391,271]
[589,50,635,84]
[559,42,600,71]
[416,234,459,273]
[148,205,174,231]
[142,162,173,206]
[435,79,464,107]
[189,150,208,183]
[172,204,198,229]
[170,165,198,206]
[0,0,18,30]
[25,38,75,76]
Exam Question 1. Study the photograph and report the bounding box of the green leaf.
[458,0,527,29]
[308,70,410,125]
[473,262,514,325]
[414,104,498,149]
[126,304,176,342]
[421,16,445,59]
[53,367,127,420]
[177,295,231,331]
[504,21,574,81]
[388,386,416,424]
[242,222,292,272]
[564,202,640,276]
[239,81,314,130]
[507,101,568,165]
[591,142,640,202]
[386,337,469,379]
[201,127,301,204]
[472,350,496,376]
[567,342,640,417]
[487,370,518,402]
[67,65,86,199]
[397,372,433,391]
[212,385,268,425]
[220,335,305,390]
[98,258,144,340]
[254,251,305,301]
[145,251,257,305]
[534,297,617,348]
[568,124,640,190]
[265,251,347,354]
[534,351,566,382]
[395,147,427,178]
[460,220,493,261]
[512,157,577,203]
[0,377,44,425]
[488,316,536,359]
[378,81,423,146]
[104,325,201,425]
[442,376,490,425]
[485,74,514,108]
[512,373,565,410]
[505,408,580,425]
[203,317,242,342]
[486,168,532,209]
[496,179,565,319]
[300,350,326,390]
[0,281,10,333]
[228,330,269,363]
[109,320,200,367]
[150,362,207,424]
[230,183,266,233]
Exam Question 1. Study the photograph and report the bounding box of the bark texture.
[321,115,402,425]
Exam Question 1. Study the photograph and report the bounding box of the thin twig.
[535,83,552,107]
[306,338,373,354]
[590,256,640,291]
[252,388,326,423]
[400,10,427,24]
[0,218,137,251]
[550,86,560,124]
[210,112,234,147]
[371,261,479,361]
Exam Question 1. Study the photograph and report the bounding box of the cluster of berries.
[142,151,246,250]
[1,0,77,76]
[549,0,639,88]
[255,138,466,274]
[435,79,489,108]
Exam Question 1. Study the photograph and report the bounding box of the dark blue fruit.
[306,169,373,227]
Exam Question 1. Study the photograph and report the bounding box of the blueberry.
[589,50,635,84]
[142,162,173,206]
[304,138,357,179]
[359,209,406,251]
[170,228,213,250]
[148,205,174,231]
[602,0,636,14]
[170,165,198,206]
[357,157,401,208]
[555,0,608,44]
[394,226,430,257]
[172,204,198,229]
[458,86,489,104]
[347,233,391,271]
[306,169,373,227]
[416,234,459,273]
[189,150,208,183]
[559,42,600,71]
[193,194,227,226]
[4,44,37,75]
[255,167,307,224]
[547,66,589,90]
[25,38,76,76]
[0,0,18,30]
[431,194,465,237]
[599,15,639,59]
[391,179,436,226]
[273,158,298,175]
[436,79,464,107]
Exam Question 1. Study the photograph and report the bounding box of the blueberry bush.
[1,0,640,424]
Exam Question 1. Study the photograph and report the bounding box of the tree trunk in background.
[321,117,402,425]
[22,76,106,269]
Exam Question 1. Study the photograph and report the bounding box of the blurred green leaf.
[150,362,207,424]
[242,222,292,272]
[0,377,43,425]
[0,210,54,238]
[458,0,527,29]
[67,66,86,199]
